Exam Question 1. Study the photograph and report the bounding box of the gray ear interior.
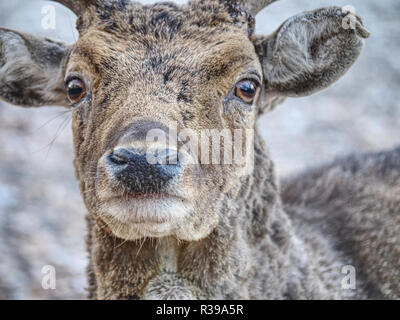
[255,7,370,98]
[0,28,70,107]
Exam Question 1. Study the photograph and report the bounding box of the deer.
[0,0,399,300]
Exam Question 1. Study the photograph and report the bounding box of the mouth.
[116,192,171,201]
[99,193,189,225]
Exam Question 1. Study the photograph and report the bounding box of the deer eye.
[66,78,86,104]
[234,80,259,104]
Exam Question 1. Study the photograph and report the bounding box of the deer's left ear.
[0,28,70,108]
[254,7,369,110]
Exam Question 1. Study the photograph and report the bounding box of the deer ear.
[254,7,369,109]
[0,28,70,108]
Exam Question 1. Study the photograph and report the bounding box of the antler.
[51,0,98,16]
[222,0,278,16]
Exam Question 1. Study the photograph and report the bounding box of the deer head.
[0,0,369,241]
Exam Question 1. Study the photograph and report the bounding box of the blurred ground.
[0,0,399,299]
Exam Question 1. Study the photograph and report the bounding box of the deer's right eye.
[66,78,86,104]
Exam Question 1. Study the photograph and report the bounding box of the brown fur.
[1,0,398,299]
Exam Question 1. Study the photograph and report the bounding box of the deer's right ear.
[0,28,70,108]
[254,7,369,112]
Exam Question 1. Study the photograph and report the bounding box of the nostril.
[105,147,183,194]
[108,148,132,166]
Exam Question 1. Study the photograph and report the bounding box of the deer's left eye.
[234,80,259,104]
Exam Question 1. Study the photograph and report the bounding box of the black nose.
[107,148,181,194]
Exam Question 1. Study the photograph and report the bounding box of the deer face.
[0,0,369,241]
[67,2,265,241]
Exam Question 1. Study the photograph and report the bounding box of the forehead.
[68,1,259,78]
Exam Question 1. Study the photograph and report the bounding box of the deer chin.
[98,195,192,240]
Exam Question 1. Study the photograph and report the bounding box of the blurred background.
[0,0,399,299]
